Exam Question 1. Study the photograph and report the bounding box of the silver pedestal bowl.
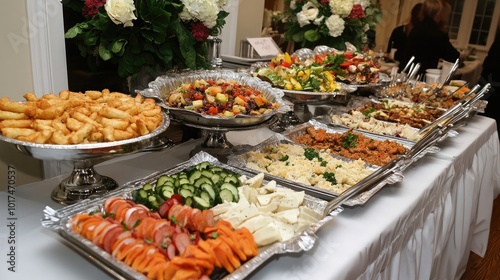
[1,113,170,205]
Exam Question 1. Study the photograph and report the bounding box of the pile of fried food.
[0,89,163,145]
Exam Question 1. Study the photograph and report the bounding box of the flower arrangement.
[62,0,229,78]
[282,0,382,51]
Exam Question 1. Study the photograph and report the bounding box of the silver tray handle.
[42,206,61,229]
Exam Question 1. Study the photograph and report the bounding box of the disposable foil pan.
[287,119,416,150]
[42,152,340,280]
[228,134,404,206]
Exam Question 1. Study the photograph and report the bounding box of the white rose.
[297,12,311,27]
[314,16,324,25]
[180,0,219,28]
[329,0,354,17]
[354,0,371,10]
[325,14,345,37]
[105,0,137,27]
[302,2,319,21]
[290,0,297,10]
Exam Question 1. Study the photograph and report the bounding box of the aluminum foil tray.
[288,119,416,149]
[138,70,291,128]
[42,151,340,280]
[228,134,404,206]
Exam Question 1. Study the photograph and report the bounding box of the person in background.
[480,22,500,132]
[438,0,452,32]
[386,3,423,63]
[403,0,461,74]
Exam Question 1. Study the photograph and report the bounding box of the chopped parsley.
[362,107,376,116]
[103,212,116,219]
[279,155,289,161]
[145,238,153,244]
[342,133,358,148]
[121,221,129,231]
[170,216,177,224]
[336,164,342,168]
[323,172,337,185]
[133,219,142,228]
[304,147,328,166]
[89,210,99,216]
[304,148,321,161]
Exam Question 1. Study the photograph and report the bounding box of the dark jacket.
[480,30,500,127]
[387,25,407,62]
[403,17,460,74]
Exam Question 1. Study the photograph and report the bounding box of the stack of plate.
[221,54,271,69]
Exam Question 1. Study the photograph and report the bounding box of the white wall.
[0,0,44,192]
[234,0,265,55]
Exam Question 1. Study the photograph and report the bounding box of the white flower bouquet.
[283,0,382,51]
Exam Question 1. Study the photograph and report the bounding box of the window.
[447,0,500,50]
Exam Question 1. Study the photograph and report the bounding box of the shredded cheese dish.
[243,143,374,194]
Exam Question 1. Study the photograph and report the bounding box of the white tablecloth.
[0,116,498,280]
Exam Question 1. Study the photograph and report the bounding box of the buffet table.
[0,115,499,280]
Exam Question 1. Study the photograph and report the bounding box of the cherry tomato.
[193,93,204,100]
[344,51,354,59]
[207,106,219,115]
[281,61,291,68]
[340,62,351,68]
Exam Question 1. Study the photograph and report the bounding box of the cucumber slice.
[211,174,220,185]
[197,162,210,170]
[223,175,240,185]
[156,175,171,187]
[161,186,175,199]
[193,196,211,209]
[210,167,223,173]
[137,189,149,203]
[201,170,214,179]
[194,176,212,188]
[200,183,216,200]
[220,183,239,201]
[219,189,234,202]
[184,197,193,207]
[178,178,190,186]
[199,191,212,205]
[143,183,154,192]
[189,170,202,184]
[179,188,194,198]
[181,184,195,193]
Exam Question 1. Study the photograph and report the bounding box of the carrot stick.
[197,240,221,268]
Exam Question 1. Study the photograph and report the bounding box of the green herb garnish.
[280,155,289,161]
[304,148,320,160]
[362,107,376,116]
[342,133,358,148]
[323,172,337,185]
[89,210,99,216]
[103,212,116,219]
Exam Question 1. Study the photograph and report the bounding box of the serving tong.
[432,58,460,96]
[418,83,483,134]
[322,83,492,216]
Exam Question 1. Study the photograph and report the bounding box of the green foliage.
[63,0,228,78]
[282,1,382,51]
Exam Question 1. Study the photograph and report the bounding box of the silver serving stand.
[180,115,279,160]
[1,113,171,205]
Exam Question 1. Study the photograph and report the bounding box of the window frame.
[450,0,500,51]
